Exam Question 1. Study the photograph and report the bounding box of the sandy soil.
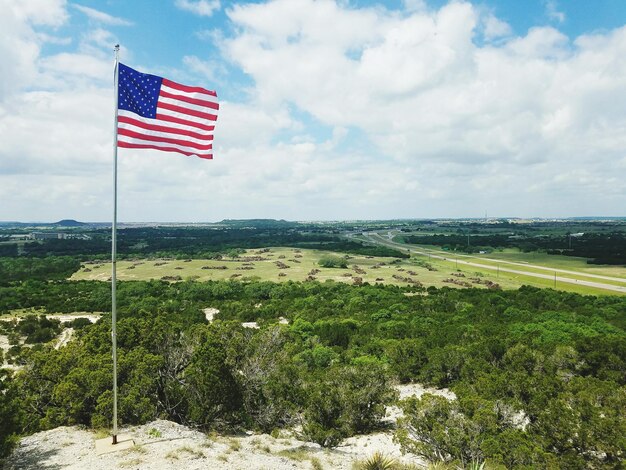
[46,314,101,324]
[203,308,219,323]
[4,419,426,470]
[54,328,74,350]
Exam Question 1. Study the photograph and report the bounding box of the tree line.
[0,227,407,261]
[404,232,626,264]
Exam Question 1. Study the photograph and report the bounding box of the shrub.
[355,452,397,470]
[318,256,348,269]
[303,363,396,447]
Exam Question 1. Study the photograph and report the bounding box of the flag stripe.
[119,141,213,159]
[162,78,217,97]
[119,110,214,136]
[158,95,219,116]
[119,128,213,151]
[157,101,218,121]
[118,133,213,156]
[155,112,215,132]
[160,89,219,111]
[160,83,219,109]
[118,115,214,142]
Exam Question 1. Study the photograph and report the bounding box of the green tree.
[0,370,20,458]
[302,363,396,447]
[318,255,348,269]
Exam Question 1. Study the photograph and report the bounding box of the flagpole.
[111,43,120,445]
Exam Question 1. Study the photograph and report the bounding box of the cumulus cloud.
[217,0,626,217]
[0,0,68,99]
[2,0,626,221]
[482,14,512,41]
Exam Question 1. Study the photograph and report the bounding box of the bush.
[68,317,93,329]
[318,255,348,269]
[302,363,396,447]
[0,370,19,458]
[395,395,485,465]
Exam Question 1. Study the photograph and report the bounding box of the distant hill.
[55,219,86,227]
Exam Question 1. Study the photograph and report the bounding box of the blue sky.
[2,0,626,221]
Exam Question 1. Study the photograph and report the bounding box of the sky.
[1,0,626,222]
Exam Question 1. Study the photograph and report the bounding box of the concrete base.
[94,435,135,455]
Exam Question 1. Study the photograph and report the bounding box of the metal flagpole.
[111,44,120,445]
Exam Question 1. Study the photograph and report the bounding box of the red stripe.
[162,78,217,97]
[160,89,219,111]
[118,128,213,151]
[118,116,214,141]
[119,141,213,159]
[157,101,218,121]
[156,113,215,132]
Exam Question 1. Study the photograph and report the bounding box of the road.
[364,233,626,294]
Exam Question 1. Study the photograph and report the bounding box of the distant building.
[28,232,91,240]
[29,232,66,240]
[9,234,30,241]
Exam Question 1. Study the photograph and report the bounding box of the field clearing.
[67,247,622,295]
[72,247,463,288]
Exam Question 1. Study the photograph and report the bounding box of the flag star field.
[118,65,162,119]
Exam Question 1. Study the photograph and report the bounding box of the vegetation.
[0,256,81,286]
[0,276,623,466]
[2,226,407,260]
[1,220,625,465]
[404,231,626,265]
[318,255,349,269]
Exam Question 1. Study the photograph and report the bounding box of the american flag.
[117,63,218,159]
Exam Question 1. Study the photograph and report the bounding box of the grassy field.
[473,249,626,278]
[69,247,623,295]
[400,245,626,286]
[388,232,626,279]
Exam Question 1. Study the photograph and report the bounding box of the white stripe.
[118,110,214,136]
[161,83,219,105]
[118,120,213,146]
[118,135,212,156]
[158,95,219,116]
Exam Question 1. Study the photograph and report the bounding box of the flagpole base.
[95,434,134,455]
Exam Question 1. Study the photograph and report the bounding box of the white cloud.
[0,0,68,99]
[175,0,220,17]
[402,0,426,13]
[219,0,626,217]
[482,14,512,41]
[6,0,68,26]
[2,0,626,221]
[73,4,132,26]
[182,55,223,84]
[544,0,565,24]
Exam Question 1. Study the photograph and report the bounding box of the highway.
[364,233,626,294]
